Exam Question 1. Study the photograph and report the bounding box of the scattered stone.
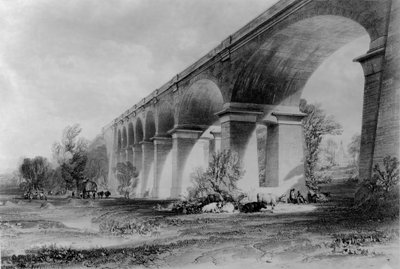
[40,202,55,209]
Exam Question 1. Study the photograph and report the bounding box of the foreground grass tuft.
[2,239,202,268]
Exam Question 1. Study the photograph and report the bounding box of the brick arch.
[144,110,156,141]
[135,118,144,144]
[156,100,175,137]
[231,15,370,105]
[117,129,122,150]
[128,122,134,146]
[122,126,128,148]
[176,79,224,129]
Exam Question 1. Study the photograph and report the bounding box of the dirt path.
[1,187,399,269]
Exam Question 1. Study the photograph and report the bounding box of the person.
[296,191,306,204]
[72,191,75,198]
[307,189,317,203]
[288,188,296,204]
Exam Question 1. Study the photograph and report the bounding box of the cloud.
[0,0,368,173]
[0,0,278,172]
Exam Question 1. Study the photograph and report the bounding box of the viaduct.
[103,0,399,199]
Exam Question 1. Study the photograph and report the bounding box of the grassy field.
[0,180,399,269]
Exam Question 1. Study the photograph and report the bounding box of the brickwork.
[373,0,400,166]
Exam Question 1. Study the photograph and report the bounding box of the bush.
[186,150,244,202]
[356,156,399,219]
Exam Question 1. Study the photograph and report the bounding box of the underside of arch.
[135,119,144,144]
[231,15,369,106]
[117,129,122,150]
[145,111,156,140]
[157,102,175,137]
[128,122,134,146]
[177,79,224,129]
[122,127,127,148]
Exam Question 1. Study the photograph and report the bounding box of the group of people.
[24,189,47,201]
[287,188,306,204]
[71,190,111,199]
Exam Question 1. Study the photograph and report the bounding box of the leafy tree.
[348,133,361,165]
[187,150,244,200]
[84,135,109,189]
[300,99,343,189]
[52,124,89,190]
[18,156,52,191]
[44,166,66,193]
[115,161,139,198]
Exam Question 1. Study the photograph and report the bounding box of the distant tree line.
[16,124,109,194]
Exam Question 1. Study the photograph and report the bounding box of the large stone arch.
[170,78,224,197]
[231,15,369,106]
[176,78,224,129]
[225,8,381,194]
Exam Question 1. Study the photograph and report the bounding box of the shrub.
[356,156,399,219]
[186,150,244,202]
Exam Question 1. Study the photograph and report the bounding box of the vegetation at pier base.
[115,161,139,199]
[300,99,343,190]
[187,150,244,200]
[356,156,400,220]
[171,150,245,214]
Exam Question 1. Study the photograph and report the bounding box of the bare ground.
[1,180,399,269]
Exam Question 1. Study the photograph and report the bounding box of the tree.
[187,150,244,200]
[18,156,52,191]
[115,161,139,198]
[84,135,109,189]
[348,133,361,165]
[52,124,89,190]
[300,99,343,189]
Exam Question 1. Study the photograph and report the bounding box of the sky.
[0,0,369,174]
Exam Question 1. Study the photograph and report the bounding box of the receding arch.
[145,111,156,141]
[231,15,369,106]
[117,129,122,150]
[122,126,128,148]
[135,118,144,144]
[177,79,224,129]
[157,101,175,137]
[128,122,134,146]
